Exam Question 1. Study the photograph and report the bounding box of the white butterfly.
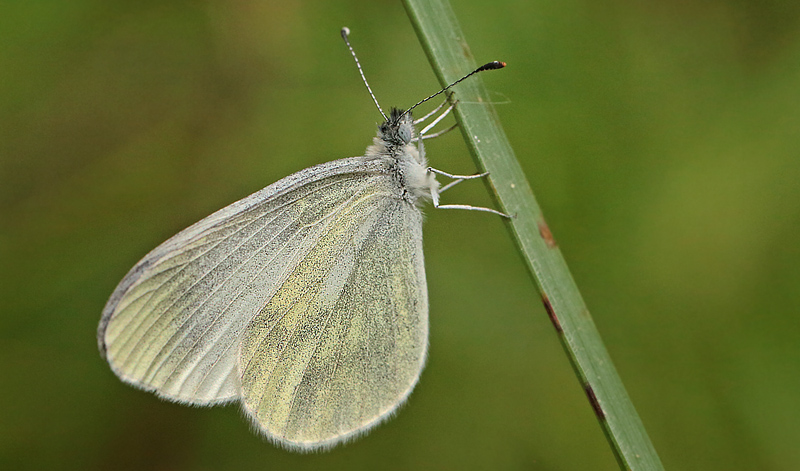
[98,27,505,451]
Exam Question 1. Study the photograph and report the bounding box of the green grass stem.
[402,1,665,469]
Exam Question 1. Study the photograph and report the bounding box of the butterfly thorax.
[364,108,440,207]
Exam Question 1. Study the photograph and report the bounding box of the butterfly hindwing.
[238,193,428,450]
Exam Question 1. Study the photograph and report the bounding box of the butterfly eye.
[398,123,412,144]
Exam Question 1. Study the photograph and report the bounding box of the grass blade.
[402,1,665,469]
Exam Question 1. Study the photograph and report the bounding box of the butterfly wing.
[238,191,428,450]
[98,156,414,405]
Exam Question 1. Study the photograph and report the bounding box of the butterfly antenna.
[402,61,506,118]
[341,27,387,121]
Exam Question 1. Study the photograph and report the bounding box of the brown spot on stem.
[538,219,557,248]
[585,384,606,420]
[542,294,562,333]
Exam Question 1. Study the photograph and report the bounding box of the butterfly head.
[378,108,415,147]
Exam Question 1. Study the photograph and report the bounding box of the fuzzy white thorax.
[363,108,441,207]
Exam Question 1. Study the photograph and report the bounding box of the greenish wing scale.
[239,190,428,450]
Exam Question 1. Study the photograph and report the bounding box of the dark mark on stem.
[585,384,605,420]
[538,219,557,248]
[542,294,562,333]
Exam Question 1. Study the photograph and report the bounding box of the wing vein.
[164,178,388,393]
[118,176,354,366]
[281,200,388,435]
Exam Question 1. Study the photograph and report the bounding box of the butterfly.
[98,27,505,451]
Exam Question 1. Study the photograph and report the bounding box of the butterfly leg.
[420,124,458,141]
[428,168,488,193]
[426,168,511,218]
[413,99,448,125]
[414,99,457,164]
[434,202,511,218]
[418,101,457,136]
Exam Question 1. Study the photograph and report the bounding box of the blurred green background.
[2,0,799,470]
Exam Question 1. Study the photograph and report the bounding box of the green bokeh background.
[3,1,799,470]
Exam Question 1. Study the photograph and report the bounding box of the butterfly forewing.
[239,192,428,450]
[98,157,401,406]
